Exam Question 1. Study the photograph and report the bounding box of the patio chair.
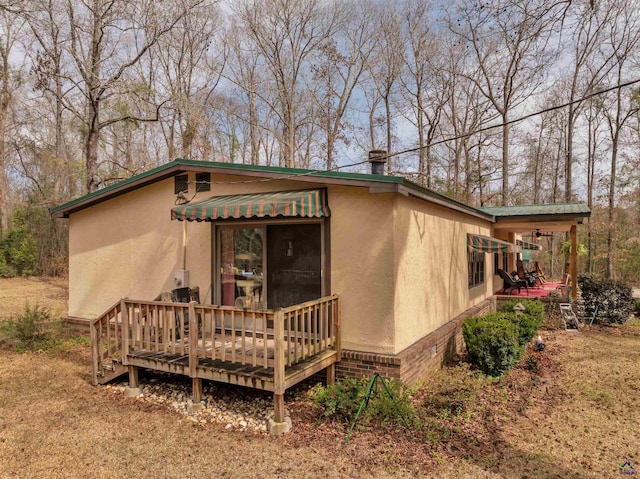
[534,261,546,284]
[497,269,528,296]
[517,259,541,288]
[172,287,200,337]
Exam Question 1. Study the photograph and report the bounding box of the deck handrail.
[90,295,341,388]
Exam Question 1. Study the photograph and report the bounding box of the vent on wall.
[195,172,211,192]
[175,174,189,194]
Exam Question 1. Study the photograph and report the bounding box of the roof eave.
[50,159,406,219]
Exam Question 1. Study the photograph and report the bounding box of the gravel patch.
[105,375,276,434]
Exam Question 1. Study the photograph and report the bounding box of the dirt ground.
[0,278,639,478]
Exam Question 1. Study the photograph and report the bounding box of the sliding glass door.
[217,222,322,309]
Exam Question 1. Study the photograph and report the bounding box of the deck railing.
[90,295,341,389]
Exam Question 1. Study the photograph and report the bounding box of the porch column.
[570,225,577,301]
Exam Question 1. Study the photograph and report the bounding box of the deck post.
[121,299,130,366]
[268,308,291,435]
[188,301,198,379]
[334,297,342,357]
[90,319,99,386]
[326,364,335,385]
[570,225,577,301]
[125,365,141,397]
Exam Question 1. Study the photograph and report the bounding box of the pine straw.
[0,278,638,478]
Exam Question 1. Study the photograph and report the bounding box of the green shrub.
[578,274,634,324]
[365,378,417,427]
[634,298,640,316]
[462,313,524,377]
[312,377,417,427]
[499,299,544,346]
[0,212,38,277]
[313,378,366,422]
[500,299,544,324]
[0,302,54,349]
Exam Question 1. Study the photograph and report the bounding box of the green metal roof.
[479,203,591,218]
[51,158,405,218]
[50,158,589,224]
[51,158,492,220]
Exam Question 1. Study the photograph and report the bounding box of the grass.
[1,278,639,478]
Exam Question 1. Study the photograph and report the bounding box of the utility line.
[385,77,640,161]
[195,77,640,187]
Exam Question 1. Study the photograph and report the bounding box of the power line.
[386,77,640,161]
[193,77,640,187]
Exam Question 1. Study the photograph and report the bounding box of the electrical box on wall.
[174,269,189,287]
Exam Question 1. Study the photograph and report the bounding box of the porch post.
[268,308,291,434]
[188,301,203,411]
[121,299,129,366]
[570,225,577,301]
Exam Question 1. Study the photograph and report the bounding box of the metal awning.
[516,239,542,250]
[171,189,330,221]
[467,233,521,253]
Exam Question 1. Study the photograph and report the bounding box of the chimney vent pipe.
[368,150,387,175]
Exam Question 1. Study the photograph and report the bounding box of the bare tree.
[366,3,403,174]
[399,1,449,188]
[154,1,222,161]
[601,0,640,278]
[236,0,336,168]
[310,1,376,170]
[449,0,559,205]
[53,0,208,193]
[0,8,25,230]
[560,0,618,202]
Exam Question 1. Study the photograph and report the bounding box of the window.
[195,172,210,192]
[175,174,188,194]
[468,250,485,288]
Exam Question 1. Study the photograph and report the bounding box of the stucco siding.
[392,195,493,354]
[327,186,395,355]
[69,179,208,318]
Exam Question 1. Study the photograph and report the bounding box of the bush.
[313,378,365,422]
[578,274,634,324]
[0,302,55,349]
[365,378,417,428]
[499,299,544,346]
[634,298,640,316]
[312,377,417,427]
[499,299,544,324]
[462,313,524,377]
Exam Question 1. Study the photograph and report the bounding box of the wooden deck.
[90,295,341,429]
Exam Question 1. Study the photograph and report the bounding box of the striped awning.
[467,234,521,253]
[516,239,542,250]
[171,189,330,221]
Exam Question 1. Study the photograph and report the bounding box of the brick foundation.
[336,298,495,384]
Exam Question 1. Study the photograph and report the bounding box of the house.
[52,157,590,433]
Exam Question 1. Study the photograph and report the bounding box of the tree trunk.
[501,111,509,206]
[385,92,392,175]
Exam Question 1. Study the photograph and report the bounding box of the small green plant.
[312,376,418,428]
[522,353,540,374]
[365,378,418,428]
[0,302,56,350]
[634,298,640,316]
[463,313,524,377]
[313,378,366,422]
[578,274,634,324]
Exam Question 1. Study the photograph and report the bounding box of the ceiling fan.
[534,229,553,240]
